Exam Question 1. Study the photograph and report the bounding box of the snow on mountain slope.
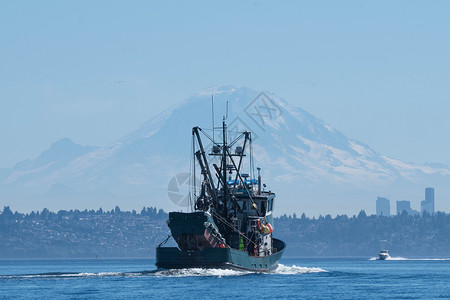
[1,86,449,215]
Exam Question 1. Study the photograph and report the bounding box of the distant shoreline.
[1,206,449,259]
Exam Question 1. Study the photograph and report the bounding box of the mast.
[222,118,229,215]
[212,95,215,143]
[192,117,259,217]
[192,127,218,205]
[231,131,249,191]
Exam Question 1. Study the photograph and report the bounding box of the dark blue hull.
[156,238,285,272]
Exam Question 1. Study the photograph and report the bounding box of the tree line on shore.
[277,210,450,256]
[1,207,449,258]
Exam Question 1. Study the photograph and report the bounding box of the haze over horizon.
[1,1,450,215]
[0,85,448,217]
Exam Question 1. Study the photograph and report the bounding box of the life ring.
[259,221,273,234]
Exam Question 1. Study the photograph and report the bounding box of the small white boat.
[378,249,390,260]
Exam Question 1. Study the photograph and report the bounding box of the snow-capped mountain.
[1,86,449,215]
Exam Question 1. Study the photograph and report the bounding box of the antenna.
[212,95,215,143]
[225,101,229,120]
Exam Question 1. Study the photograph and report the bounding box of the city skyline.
[2,2,450,216]
[377,187,437,217]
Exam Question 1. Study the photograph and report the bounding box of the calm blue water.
[1,257,450,299]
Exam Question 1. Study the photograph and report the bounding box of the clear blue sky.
[1,1,450,168]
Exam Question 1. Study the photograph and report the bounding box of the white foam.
[152,264,327,277]
[273,264,327,275]
[369,256,406,261]
[370,257,450,261]
[390,257,450,261]
[4,264,329,280]
[20,272,126,278]
[385,257,407,261]
[153,268,250,277]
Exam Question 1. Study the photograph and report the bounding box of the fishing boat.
[156,119,285,271]
[378,249,390,260]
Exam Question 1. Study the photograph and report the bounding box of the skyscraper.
[376,197,390,216]
[421,187,435,214]
[396,200,419,215]
[396,200,411,215]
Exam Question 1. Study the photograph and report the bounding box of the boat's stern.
[156,238,286,271]
[155,246,231,269]
[167,211,225,251]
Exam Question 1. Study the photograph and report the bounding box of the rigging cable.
[250,133,255,181]
[212,211,257,246]
[190,132,197,212]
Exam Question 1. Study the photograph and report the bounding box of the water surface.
[1,257,449,299]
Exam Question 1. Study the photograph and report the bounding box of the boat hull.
[167,211,224,251]
[156,238,285,272]
[378,250,390,260]
[378,254,390,260]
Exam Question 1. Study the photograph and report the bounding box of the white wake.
[272,264,327,275]
[370,257,450,261]
[3,264,328,279]
[153,264,326,277]
[152,268,250,277]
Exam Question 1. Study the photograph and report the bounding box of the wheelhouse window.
[261,200,266,215]
[238,200,248,211]
[268,199,273,211]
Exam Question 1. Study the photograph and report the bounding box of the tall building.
[421,187,435,214]
[396,200,411,215]
[425,187,435,212]
[396,200,419,215]
[376,197,390,216]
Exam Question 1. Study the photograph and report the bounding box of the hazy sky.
[1,1,450,168]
